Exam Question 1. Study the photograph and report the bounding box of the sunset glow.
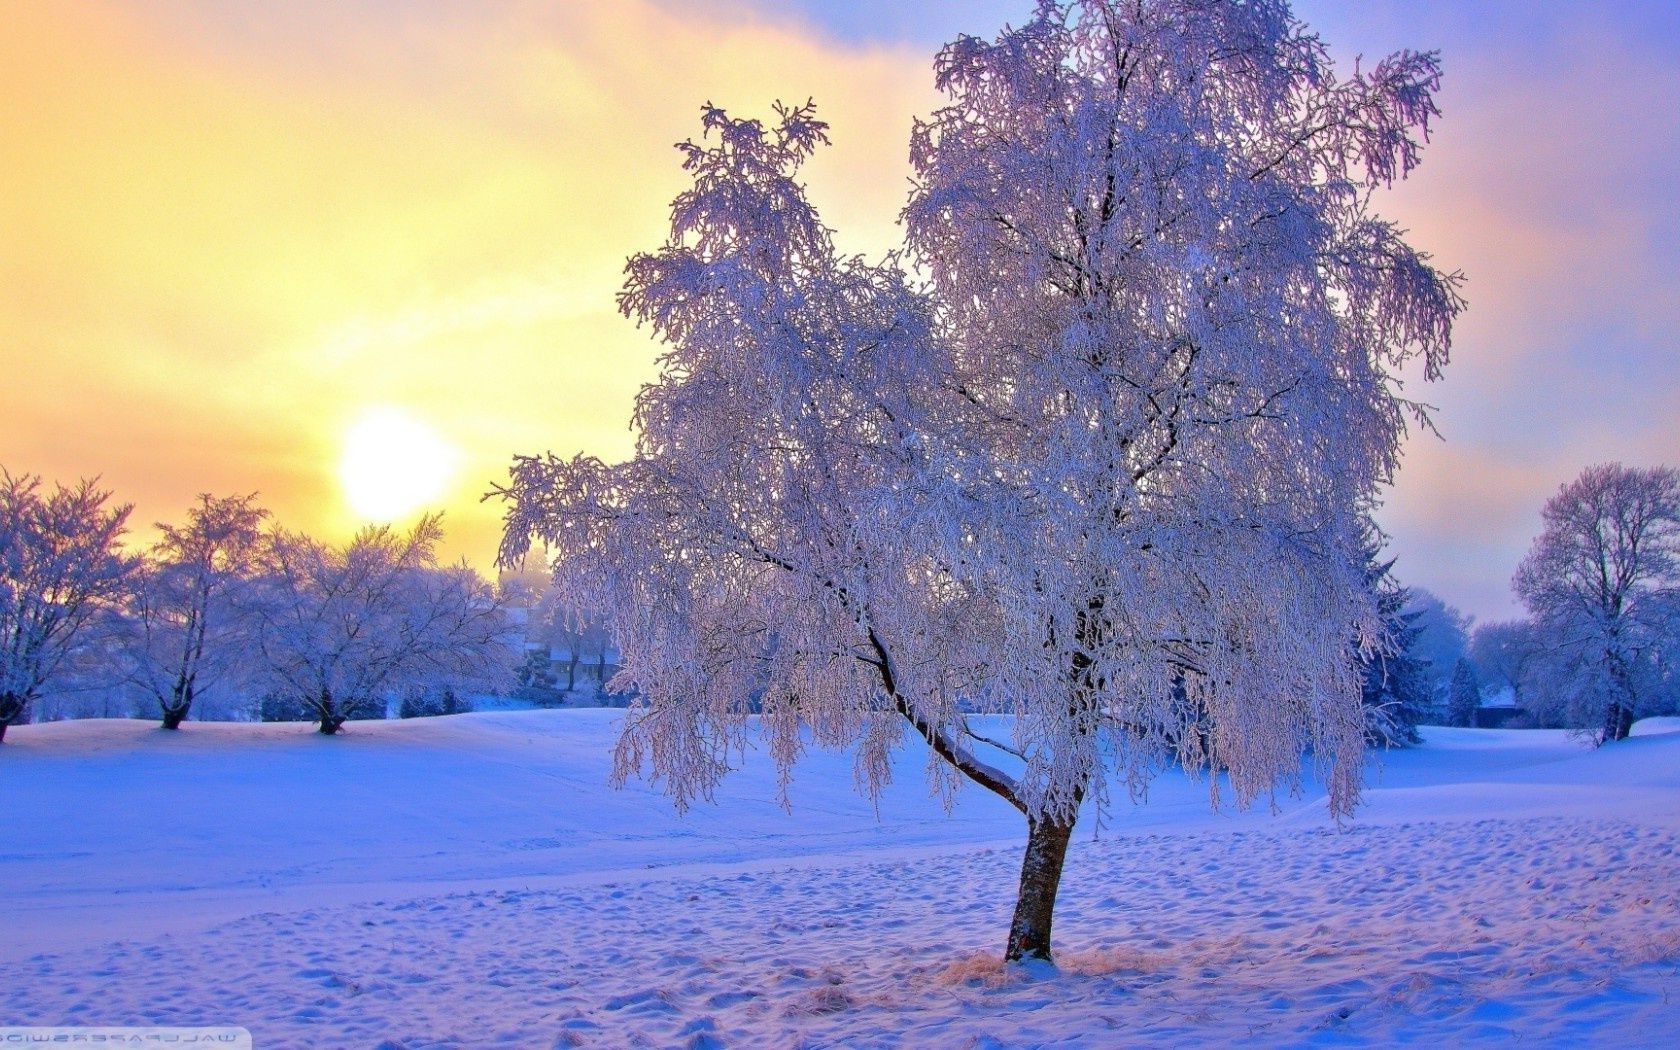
[5,5,1680,1038]
[3,1,1679,622]
[0,0,937,566]
[338,407,460,524]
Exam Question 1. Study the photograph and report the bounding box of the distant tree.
[124,493,268,729]
[1468,618,1559,723]
[258,690,316,723]
[503,2,1459,963]
[552,607,588,694]
[1446,657,1481,728]
[253,515,516,734]
[1358,554,1430,746]
[1401,589,1473,710]
[0,471,136,742]
[519,591,596,695]
[515,647,559,695]
[1469,620,1538,697]
[497,568,564,697]
[580,613,614,696]
[1515,463,1680,742]
[496,567,550,609]
[1650,631,1680,716]
[397,685,466,719]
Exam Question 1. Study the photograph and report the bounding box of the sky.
[3,1,1677,626]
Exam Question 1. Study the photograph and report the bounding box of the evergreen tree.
[1358,555,1430,746]
[1447,658,1481,728]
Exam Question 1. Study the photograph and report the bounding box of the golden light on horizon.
[0,0,945,567]
[338,406,460,525]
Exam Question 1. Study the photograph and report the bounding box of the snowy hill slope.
[3,712,1678,1047]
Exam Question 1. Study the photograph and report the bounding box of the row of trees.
[0,471,516,738]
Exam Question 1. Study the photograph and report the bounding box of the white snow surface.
[3,711,1678,1047]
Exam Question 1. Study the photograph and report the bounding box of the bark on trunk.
[0,720,8,744]
[161,707,187,730]
[318,714,346,735]
[1005,816,1077,963]
[862,622,1080,964]
[1603,700,1635,743]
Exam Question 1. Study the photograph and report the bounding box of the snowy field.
[3,712,1678,1048]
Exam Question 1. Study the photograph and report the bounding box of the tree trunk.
[1005,815,1077,963]
[161,706,187,730]
[866,624,1082,965]
[318,714,346,735]
[1603,700,1634,743]
[0,694,20,743]
[1603,655,1637,743]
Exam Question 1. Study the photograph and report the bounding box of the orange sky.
[1,0,936,569]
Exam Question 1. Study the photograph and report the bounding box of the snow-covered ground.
[3,712,1678,1047]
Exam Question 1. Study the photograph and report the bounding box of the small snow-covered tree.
[503,0,1460,964]
[254,515,515,734]
[0,471,136,741]
[1515,463,1680,742]
[1446,657,1480,728]
[124,493,268,728]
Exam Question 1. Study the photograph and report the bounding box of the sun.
[338,406,461,522]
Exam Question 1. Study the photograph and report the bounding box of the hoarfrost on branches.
[1515,463,1680,742]
[254,515,515,734]
[501,0,1461,963]
[123,493,268,728]
[0,470,136,742]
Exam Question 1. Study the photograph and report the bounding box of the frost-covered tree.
[253,515,515,734]
[0,471,136,741]
[124,493,268,728]
[1469,618,1552,721]
[1445,657,1480,728]
[1515,463,1680,742]
[503,0,1459,964]
[504,568,617,699]
[901,0,1458,957]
